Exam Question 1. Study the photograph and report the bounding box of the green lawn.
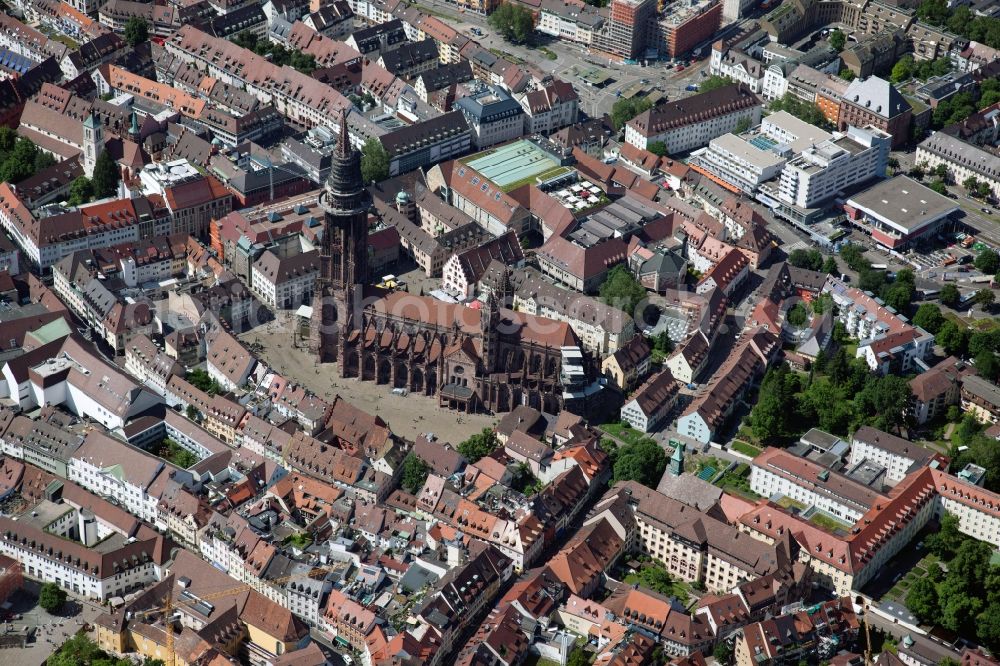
[808,511,850,533]
[731,440,762,458]
[776,496,806,510]
[600,422,647,446]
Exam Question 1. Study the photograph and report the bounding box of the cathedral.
[310,115,601,415]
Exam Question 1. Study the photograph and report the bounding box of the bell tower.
[311,109,371,363]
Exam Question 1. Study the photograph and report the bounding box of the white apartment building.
[916,132,1000,200]
[537,0,603,44]
[824,278,933,373]
[68,431,169,524]
[749,448,881,524]
[709,45,764,93]
[848,426,939,487]
[625,84,762,153]
[0,516,161,601]
[518,81,580,135]
[761,61,791,101]
[777,126,891,209]
[455,85,526,150]
[251,249,319,310]
[124,334,183,396]
[690,133,786,194]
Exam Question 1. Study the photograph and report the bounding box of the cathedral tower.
[312,110,371,363]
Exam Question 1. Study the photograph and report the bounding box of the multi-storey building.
[590,481,789,593]
[961,375,1000,424]
[455,84,525,149]
[0,516,165,601]
[251,249,320,309]
[750,447,885,523]
[774,125,890,210]
[824,275,934,373]
[916,132,1000,201]
[848,426,945,486]
[625,84,762,153]
[591,0,656,60]
[68,431,170,524]
[619,368,681,432]
[838,76,912,149]
[843,176,958,251]
[537,0,604,45]
[648,0,722,60]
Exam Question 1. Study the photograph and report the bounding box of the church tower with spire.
[82,111,103,178]
[311,110,371,363]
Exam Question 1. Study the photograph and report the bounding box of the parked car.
[686,84,699,91]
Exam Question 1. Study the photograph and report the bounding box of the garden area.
[883,551,942,605]
[600,422,650,447]
[152,438,199,469]
[715,463,760,501]
[618,557,697,605]
[871,514,1000,652]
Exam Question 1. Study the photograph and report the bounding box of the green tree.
[0,127,15,152]
[360,137,390,184]
[975,288,995,310]
[68,176,93,206]
[599,264,646,315]
[906,575,939,623]
[714,641,734,666]
[91,150,120,198]
[612,439,666,487]
[34,150,55,172]
[647,140,667,156]
[611,96,653,131]
[975,350,999,381]
[567,647,590,666]
[186,368,222,394]
[123,16,148,48]
[928,179,948,195]
[940,283,961,307]
[487,2,534,44]
[964,175,981,194]
[648,330,673,355]
[839,68,856,81]
[823,256,839,275]
[734,116,753,134]
[977,604,1000,654]
[700,75,734,92]
[786,303,808,327]
[39,582,67,613]
[770,93,831,129]
[968,328,1000,358]
[917,0,950,25]
[882,280,915,313]
[926,512,965,558]
[788,248,824,271]
[855,374,912,433]
[912,303,945,334]
[829,28,846,51]
[934,320,969,356]
[458,428,498,463]
[185,405,200,421]
[975,249,1000,275]
[400,453,430,494]
[891,55,915,83]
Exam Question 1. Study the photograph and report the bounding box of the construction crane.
[139,567,330,665]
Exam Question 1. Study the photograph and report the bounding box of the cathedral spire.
[338,108,350,158]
